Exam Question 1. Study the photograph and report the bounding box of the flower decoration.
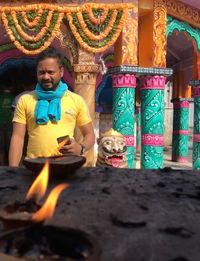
[0,3,134,55]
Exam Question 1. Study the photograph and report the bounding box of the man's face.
[37,57,64,91]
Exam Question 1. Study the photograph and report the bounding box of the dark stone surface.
[0,166,200,261]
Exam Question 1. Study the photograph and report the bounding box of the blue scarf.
[34,81,68,124]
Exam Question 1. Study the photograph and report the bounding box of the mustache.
[41,81,52,84]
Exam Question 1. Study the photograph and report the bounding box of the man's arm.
[9,122,26,166]
[60,122,95,155]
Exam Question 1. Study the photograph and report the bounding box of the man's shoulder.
[65,90,84,101]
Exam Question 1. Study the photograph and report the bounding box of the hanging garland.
[17,10,49,33]
[66,5,127,53]
[0,3,133,55]
[1,5,64,55]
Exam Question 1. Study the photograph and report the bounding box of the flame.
[26,161,49,201]
[31,183,69,223]
[58,137,69,150]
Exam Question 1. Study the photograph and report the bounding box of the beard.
[40,80,58,91]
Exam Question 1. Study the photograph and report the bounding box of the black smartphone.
[57,135,71,145]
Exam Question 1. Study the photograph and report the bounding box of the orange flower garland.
[0,3,134,54]
[22,9,43,28]
[11,10,54,42]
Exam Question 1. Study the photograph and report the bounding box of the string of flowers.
[0,3,134,54]
[76,9,118,41]
[86,7,108,25]
[66,9,126,53]
[82,9,113,35]
[22,9,43,28]
[11,10,54,42]
[1,10,64,54]
[17,10,49,33]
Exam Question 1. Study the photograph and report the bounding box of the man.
[9,48,95,166]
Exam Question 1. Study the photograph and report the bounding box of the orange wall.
[138,11,153,67]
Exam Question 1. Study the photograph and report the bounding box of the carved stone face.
[97,135,127,168]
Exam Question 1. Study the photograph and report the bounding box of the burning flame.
[26,161,49,201]
[58,137,70,150]
[32,183,69,223]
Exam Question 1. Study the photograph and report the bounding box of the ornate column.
[171,98,190,163]
[191,80,200,169]
[73,48,100,166]
[139,69,171,169]
[112,72,136,169]
[111,3,138,169]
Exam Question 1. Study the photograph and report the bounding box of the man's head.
[36,48,64,91]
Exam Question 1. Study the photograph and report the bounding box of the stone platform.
[0,166,199,261]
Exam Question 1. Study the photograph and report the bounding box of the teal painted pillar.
[140,75,166,169]
[191,80,200,169]
[136,106,141,153]
[171,98,190,163]
[112,74,136,168]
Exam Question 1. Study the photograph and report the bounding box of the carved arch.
[167,16,200,53]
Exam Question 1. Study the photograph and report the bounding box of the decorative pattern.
[140,75,166,169]
[167,16,200,53]
[192,84,200,169]
[0,3,134,55]
[125,135,135,146]
[112,74,136,168]
[153,0,167,67]
[112,74,136,88]
[166,0,200,29]
[121,7,138,65]
[141,134,163,146]
[172,99,190,163]
[108,66,173,77]
[140,75,166,90]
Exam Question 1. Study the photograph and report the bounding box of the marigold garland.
[17,10,49,33]
[22,9,43,28]
[86,7,109,25]
[12,10,54,42]
[76,9,118,41]
[67,9,126,53]
[0,3,133,54]
[1,9,64,54]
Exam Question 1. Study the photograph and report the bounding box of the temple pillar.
[112,73,136,169]
[140,75,166,169]
[73,48,100,166]
[171,98,190,163]
[191,80,200,169]
[110,4,138,168]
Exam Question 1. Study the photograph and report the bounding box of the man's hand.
[59,139,82,155]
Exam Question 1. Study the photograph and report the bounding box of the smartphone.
[57,135,71,145]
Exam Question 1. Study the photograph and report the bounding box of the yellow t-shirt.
[13,90,92,158]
